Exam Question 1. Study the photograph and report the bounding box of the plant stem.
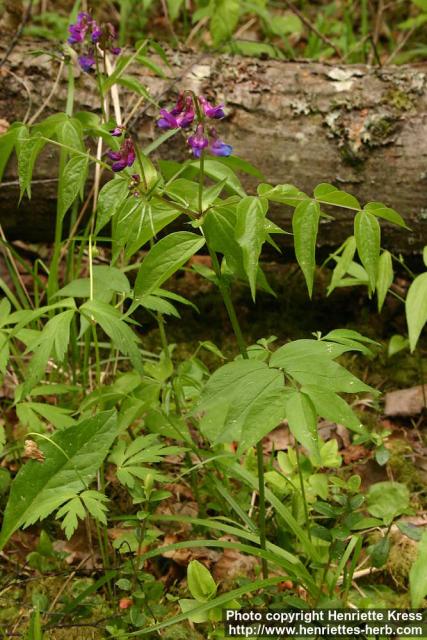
[205,244,268,579]
[295,445,312,542]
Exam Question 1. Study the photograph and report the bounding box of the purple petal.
[210,140,233,157]
[111,159,127,172]
[107,150,122,160]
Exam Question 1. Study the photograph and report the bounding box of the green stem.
[295,445,312,542]
[47,63,75,303]
[205,247,268,580]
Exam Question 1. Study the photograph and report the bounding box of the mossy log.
[0,39,426,251]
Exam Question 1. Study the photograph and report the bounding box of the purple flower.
[111,46,121,56]
[170,94,185,115]
[107,139,135,172]
[199,96,225,119]
[157,96,195,130]
[110,125,125,137]
[210,138,232,156]
[188,125,209,158]
[68,12,92,44]
[157,109,180,130]
[78,50,96,72]
[91,24,102,43]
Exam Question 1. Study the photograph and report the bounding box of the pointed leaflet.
[210,0,240,45]
[354,210,381,292]
[134,232,205,298]
[0,411,118,550]
[327,236,357,295]
[285,390,320,463]
[314,183,360,210]
[410,531,427,607]
[376,250,393,312]
[22,309,75,397]
[80,300,144,374]
[58,155,89,222]
[195,360,284,447]
[17,131,46,200]
[235,196,266,300]
[0,123,25,181]
[301,386,364,434]
[292,199,320,297]
[95,177,130,234]
[406,272,427,351]
[364,202,408,229]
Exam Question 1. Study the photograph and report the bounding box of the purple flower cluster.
[67,12,121,72]
[107,137,136,172]
[157,93,232,158]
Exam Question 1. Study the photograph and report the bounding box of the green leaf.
[193,159,245,197]
[17,132,46,199]
[22,309,75,396]
[58,154,88,222]
[235,196,266,300]
[123,201,180,260]
[354,210,381,292]
[388,334,409,357]
[55,266,130,300]
[410,530,427,607]
[327,236,357,295]
[210,0,240,44]
[367,481,410,525]
[0,123,24,181]
[80,300,144,374]
[314,183,360,210]
[187,560,217,602]
[109,434,182,487]
[285,390,320,462]
[271,350,373,394]
[376,250,393,311]
[195,360,284,448]
[134,232,205,298]
[364,202,409,229]
[406,272,427,351]
[292,199,320,297]
[167,0,184,21]
[302,386,364,434]
[95,178,130,235]
[257,183,306,207]
[0,411,117,550]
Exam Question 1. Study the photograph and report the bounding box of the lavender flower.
[209,129,232,156]
[188,125,209,158]
[78,50,96,72]
[110,125,125,137]
[68,12,92,44]
[107,139,136,172]
[199,96,225,119]
[157,96,195,130]
[91,25,103,43]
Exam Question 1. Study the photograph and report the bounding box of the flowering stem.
[204,243,269,580]
[198,150,205,215]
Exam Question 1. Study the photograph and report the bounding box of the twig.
[29,60,64,125]
[45,553,92,619]
[0,0,34,68]
[386,25,417,65]
[282,0,342,59]
[2,68,33,122]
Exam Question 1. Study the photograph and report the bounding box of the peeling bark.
[0,39,426,251]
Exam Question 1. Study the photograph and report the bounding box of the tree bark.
[0,39,426,251]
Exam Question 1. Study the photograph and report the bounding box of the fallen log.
[0,39,426,251]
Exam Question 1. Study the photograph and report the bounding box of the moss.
[387,438,426,503]
[383,89,414,111]
[387,530,419,590]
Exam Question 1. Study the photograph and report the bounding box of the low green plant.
[0,6,426,637]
